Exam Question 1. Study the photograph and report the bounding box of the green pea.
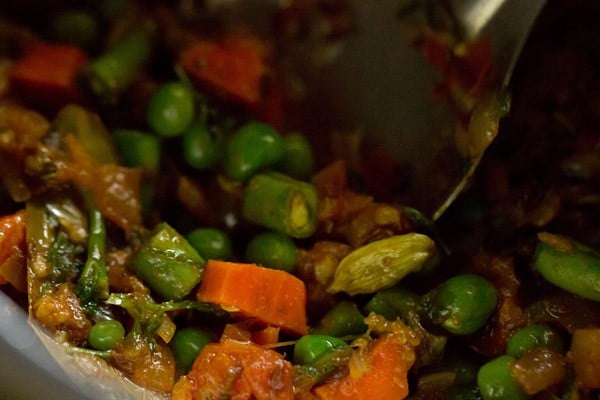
[506,324,564,359]
[171,327,213,372]
[312,301,367,337]
[51,9,98,49]
[245,231,296,272]
[182,120,222,170]
[147,82,195,137]
[477,355,528,400]
[364,286,419,321]
[293,334,348,365]
[223,122,284,181]
[88,320,125,351]
[421,274,497,335]
[186,228,232,261]
[113,129,160,171]
[278,133,314,180]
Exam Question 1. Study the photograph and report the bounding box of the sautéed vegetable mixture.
[0,1,599,399]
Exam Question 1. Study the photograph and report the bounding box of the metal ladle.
[281,0,546,219]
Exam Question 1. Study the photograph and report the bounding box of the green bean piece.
[364,286,420,321]
[278,133,314,180]
[147,82,195,137]
[76,198,109,314]
[421,274,497,335]
[113,129,160,171]
[186,228,232,261]
[88,319,125,351]
[223,122,285,182]
[245,231,296,273]
[171,327,214,372]
[242,172,318,239]
[293,334,348,365]
[505,324,564,359]
[533,232,600,302]
[477,356,528,400]
[182,120,222,170]
[131,222,205,300]
[80,26,152,105]
[329,233,437,295]
[51,9,98,49]
[312,301,367,337]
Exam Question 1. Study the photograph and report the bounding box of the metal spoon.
[282,0,546,219]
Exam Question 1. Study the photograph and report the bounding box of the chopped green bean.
[533,232,600,302]
[131,222,205,300]
[51,9,98,49]
[242,172,318,239]
[80,26,152,104]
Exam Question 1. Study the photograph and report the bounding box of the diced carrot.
[313,334,412,400]
[197,260,308,336]
[171,339,294,400]
[0,210,26,291]
[11,42,87,111]
[252,326,280,346]
[180,35,268,106]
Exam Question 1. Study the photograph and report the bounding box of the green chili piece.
[186,228,232,261]
[182,120,222,170]
[420,274,497,335]
[477,356,528,400]
[147,82,195,137]
[312,301,367,337]
[278,133,314,180]
[80,26,152,104]
[223,122,285,182]
[113,129,160,171]
[171,327,214,372]
[505,324,564,359]
[533,232,600,302]
[88,319,125,351]
[242,172,318,239]
[131,222,205,300]
[293,334,348,365]
[76,198,109,314]
[245,231,296,273]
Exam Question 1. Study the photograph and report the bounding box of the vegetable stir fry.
[0,1,599,399]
